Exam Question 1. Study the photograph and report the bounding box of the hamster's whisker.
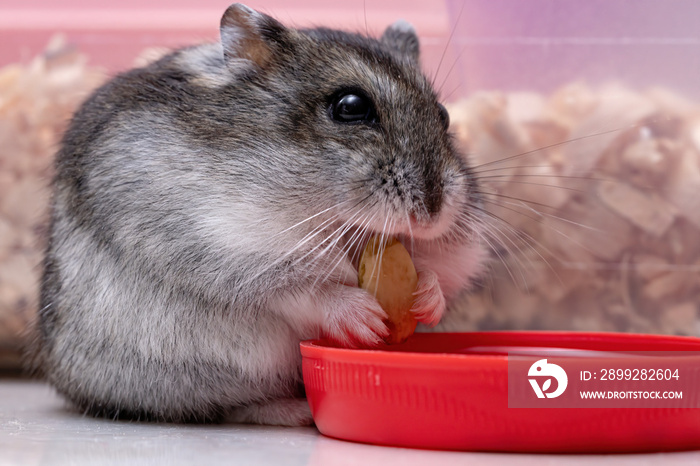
[305,192,382,286]
[478,192,603,234]
[431,0,465,91]
[465,208,554,289]
[269,202,349,240]
[315,210,365,264]
[478,179,590,195]
[442,84,463,104]
[350,208,380,266]
[305,203,377,277]
[315,210,375,288]
[366,219,382,293]
[475,172,613,185]
[467,215,524,288]
[363,0,369,37]
[371,215,392,293]
[235,210,345,291]
[404,211,415,255]
[299,209,365,272]
[473,189,561,213]
[344,210,375,265]
[251,213,342,283]
[466,201,572,286]
[337,213,373,280]
[313,210,377,290]
[472,165,615,184]
[437,46,467,97]
[465,229,501,293]
[470,126,628,171]
[477,197,561,243]
[281,213,342,258]
[471,164,558,175]
[373,216,396,292]
[286,197,365,250]
[468,208,552,270]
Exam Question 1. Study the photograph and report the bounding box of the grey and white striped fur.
[29,4,487,425]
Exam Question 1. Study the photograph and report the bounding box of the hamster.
[29,3,487,426]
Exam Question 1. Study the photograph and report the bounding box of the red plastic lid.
[301,331,700,453]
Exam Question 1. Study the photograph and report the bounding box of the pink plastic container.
[0,0,456,86]
[445,0,700,98]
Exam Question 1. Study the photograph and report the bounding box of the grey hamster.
[29,3,487,425]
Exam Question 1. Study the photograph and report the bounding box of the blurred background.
[1,0,700,372]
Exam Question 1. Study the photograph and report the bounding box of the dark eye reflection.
[329,91,377,124]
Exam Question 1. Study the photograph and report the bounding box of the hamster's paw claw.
[323,288,389,347]
[411,269,446,327]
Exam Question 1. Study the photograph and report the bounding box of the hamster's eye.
[329,91,377,124]
[437,103,450,130]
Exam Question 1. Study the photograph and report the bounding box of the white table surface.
[2,380,700,466]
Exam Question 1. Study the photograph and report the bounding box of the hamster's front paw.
[411,269,446,327]
[322,286,389,347]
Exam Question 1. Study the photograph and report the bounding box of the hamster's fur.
[30,4,486,425]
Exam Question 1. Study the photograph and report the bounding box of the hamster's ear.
[220,3,287,70]
[381,20,420,63]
